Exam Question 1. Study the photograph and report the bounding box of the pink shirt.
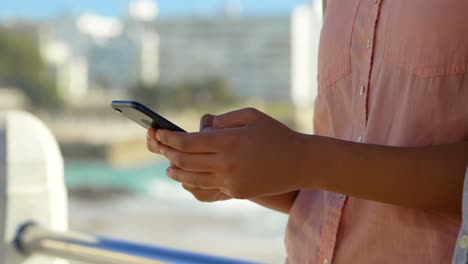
[285,0,468,263]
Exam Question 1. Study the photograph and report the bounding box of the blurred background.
[0,0,322,263]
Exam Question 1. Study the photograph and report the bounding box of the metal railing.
[14,222,259,264]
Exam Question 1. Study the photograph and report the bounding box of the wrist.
[290,133,321,191]
[294,134,336,191]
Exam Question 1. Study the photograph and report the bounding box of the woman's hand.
[153,108,304,199]
[147,115,233,203]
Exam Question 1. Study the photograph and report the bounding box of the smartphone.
[111,100,187,132]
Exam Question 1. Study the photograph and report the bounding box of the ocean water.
[65,159,289,263]
[64,158,289,231]
[65,159,171,193]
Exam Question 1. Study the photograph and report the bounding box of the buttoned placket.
[319,1,384,264]
[359,0,381,135]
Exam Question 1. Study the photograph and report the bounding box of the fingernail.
[166,168,173,177]
[156,132,161,142]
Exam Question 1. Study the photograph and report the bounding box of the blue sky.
[1,0,310,19]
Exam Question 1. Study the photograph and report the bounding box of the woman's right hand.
[146,115,233,203]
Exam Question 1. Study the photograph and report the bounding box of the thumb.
[213,108,263,129]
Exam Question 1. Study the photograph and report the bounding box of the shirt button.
[374,0,380,4]
[324,259,329,264]
[460,235,468,249]
[360,85,366,96]
[367,37,372,49]
[339,194,345,199]
[357,136,363,143]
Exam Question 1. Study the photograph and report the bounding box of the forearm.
[299,135,468,215]
[249,191,299,214]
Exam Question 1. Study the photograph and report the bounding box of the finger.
[160,146,218,172]
[147,128,162,154]
[181,184,217,192]
[200,114,215,132]
[169,162,179,169]
[181,184,200,192]
[146,138,162,154]
[181,184,226,202]
[213,108,263,129]
[147,128,157,141]
[167,168,220,189]
[157,129,224,153]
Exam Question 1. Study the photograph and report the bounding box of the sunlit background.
[0,0,323,262]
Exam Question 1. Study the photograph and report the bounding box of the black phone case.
[111,101,187,132]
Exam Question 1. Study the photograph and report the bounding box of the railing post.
[0,111,68,264]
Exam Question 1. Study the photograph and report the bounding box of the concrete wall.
[0,111,68,264]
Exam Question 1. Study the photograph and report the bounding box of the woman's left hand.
[154,108,305,199]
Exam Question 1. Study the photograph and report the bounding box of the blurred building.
[40,0,296,104]
[154,0,323,104]
[7,0,322,107]
[87,0,159,90]
[154,15,291,102]
[39,0,159,105]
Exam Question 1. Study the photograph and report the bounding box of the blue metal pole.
[15,222,261,264]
